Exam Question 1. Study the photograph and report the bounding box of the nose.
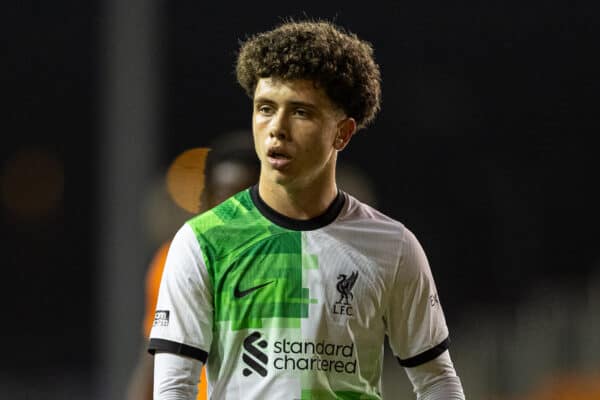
[269,111,289,141]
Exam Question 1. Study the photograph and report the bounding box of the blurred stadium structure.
[2,1,598,399]
[381,273,600,399]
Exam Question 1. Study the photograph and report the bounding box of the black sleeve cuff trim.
[397,337,450,368]
[148,338,208,363]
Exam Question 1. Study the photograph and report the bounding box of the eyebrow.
[289,101,317,110]
[254,97,318,110]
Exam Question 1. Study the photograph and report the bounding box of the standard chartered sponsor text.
[272,339,356,374]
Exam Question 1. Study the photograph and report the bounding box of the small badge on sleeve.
[429,293,440,307]
[153,310,170,327]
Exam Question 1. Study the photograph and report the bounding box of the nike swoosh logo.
[234,280,275,299]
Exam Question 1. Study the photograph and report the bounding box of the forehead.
[254,78,339,111]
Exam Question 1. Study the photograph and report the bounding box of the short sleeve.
[148,223,213,363]
[385,228,450,368]
[143,241,170,337]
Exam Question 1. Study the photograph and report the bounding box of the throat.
[258,178,338,220]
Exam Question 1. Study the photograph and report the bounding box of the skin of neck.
[258,153,339,220]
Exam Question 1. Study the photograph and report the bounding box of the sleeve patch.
[153,310,170,327]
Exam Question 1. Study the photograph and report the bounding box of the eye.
[257,104,274,115]
[294,108,309,118]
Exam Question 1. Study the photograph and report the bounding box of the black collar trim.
[250,185,345,231]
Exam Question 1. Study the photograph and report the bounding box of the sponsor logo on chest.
[240,331,357,378]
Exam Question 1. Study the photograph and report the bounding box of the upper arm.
[148,223,213,364]
[385,228,450,367]
[143,242,171,337]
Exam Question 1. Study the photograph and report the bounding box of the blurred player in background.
[126,130,260,400]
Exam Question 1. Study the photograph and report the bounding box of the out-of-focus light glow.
[517,372,600,400]
[166,147,209,214]
[0,148,64,220]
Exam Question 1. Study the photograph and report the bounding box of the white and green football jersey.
[149,186,449,399]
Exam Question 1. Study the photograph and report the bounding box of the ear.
[333,118,357,151]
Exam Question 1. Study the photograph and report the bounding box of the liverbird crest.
[335,271,358,306]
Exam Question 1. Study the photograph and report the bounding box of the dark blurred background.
[2,1,598,399]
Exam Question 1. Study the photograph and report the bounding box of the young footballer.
[150,20,465,399]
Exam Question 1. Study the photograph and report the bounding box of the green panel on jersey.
[188,189,310,330]
[300,390,380,400]
[302,253,319,269]
[212,194,249,220]
[262,317,301,328]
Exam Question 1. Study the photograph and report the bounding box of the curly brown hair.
[236,20,381,130]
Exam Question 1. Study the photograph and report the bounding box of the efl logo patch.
[153,310,170,327]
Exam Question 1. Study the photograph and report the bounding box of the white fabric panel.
[154,352,202,400]
[384,227,449,362]
[150,223,213,355]
[405,350,465,399]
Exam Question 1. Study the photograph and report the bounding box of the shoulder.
[322,193,411,266]
[187,189,256,233]
[184,188,272,262]
[335,193,430,268]
[337,192,408,237]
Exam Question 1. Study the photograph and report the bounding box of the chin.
[272,173,293,186]
[266,169,295,186]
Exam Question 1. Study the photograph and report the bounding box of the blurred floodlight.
[165,147,209,214]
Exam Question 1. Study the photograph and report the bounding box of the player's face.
[252,78,354,190]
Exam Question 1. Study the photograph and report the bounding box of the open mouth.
[267,149,291,159]
[267,148,292,169]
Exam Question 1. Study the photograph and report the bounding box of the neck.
[258,173,338,220]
